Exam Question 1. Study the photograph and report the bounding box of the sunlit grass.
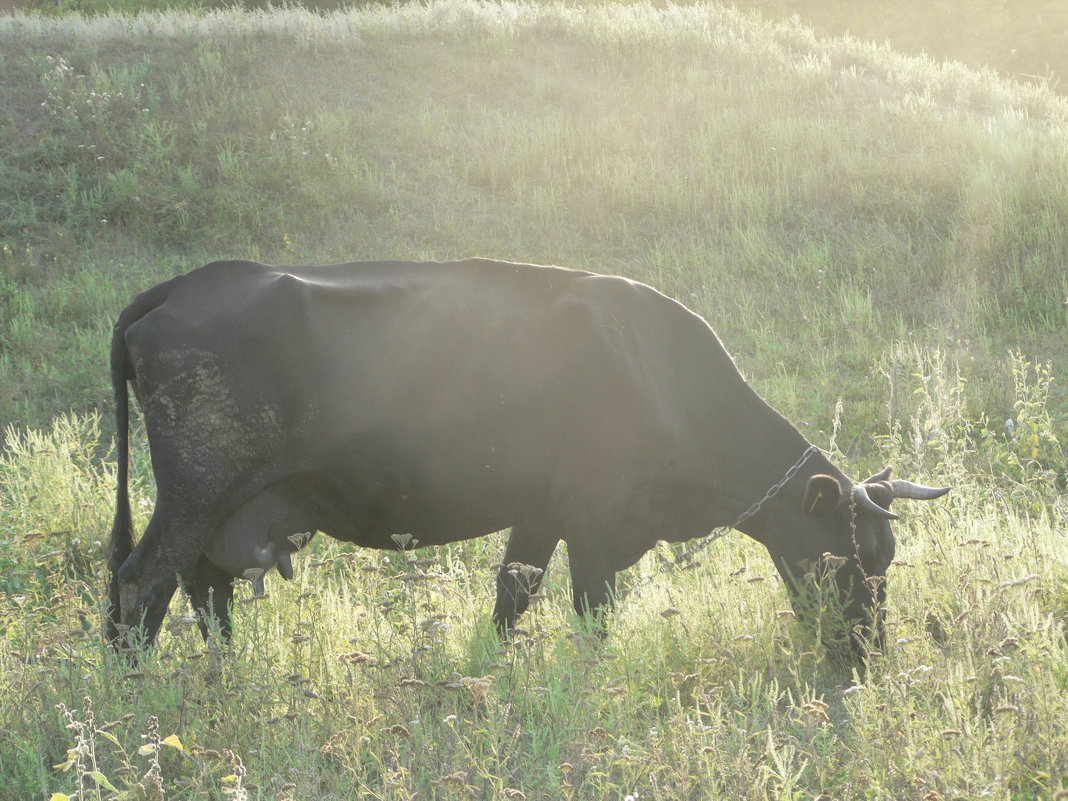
[1,347,1066,799]
[2,1,1067,436]
[1,1,1067,798]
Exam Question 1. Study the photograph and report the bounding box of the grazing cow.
[106,258,948,659]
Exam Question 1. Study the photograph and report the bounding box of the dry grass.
[0,2,1066,798]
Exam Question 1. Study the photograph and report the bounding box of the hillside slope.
[750,0,1068,91]
[0,0,1066,450]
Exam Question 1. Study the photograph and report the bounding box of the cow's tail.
[105,279,174,648]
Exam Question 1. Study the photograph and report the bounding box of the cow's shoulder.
[550,272,702,353]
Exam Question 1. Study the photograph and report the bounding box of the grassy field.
[751,0,1068,92]
[0,2,1066,799]
[16,0,1068,90]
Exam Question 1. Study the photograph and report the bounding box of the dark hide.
[105,259,949,660]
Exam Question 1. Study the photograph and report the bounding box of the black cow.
[106,259,948,659]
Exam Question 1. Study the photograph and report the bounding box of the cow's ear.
[803,474,842,517]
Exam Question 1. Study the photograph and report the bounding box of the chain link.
[621,444,822,598]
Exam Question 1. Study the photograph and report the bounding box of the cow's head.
[773,467,949,666]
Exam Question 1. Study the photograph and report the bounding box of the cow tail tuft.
[105,278,174,647]
[106,319,134,646]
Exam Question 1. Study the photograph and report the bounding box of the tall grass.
[0,2,1066,799]
[0,348,1065,799]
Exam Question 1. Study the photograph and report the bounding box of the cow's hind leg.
[186,555,235,642]
[493,523,559,635]
[115,511,200,651]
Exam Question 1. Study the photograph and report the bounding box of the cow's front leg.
[493,522,559,635]
[566,537,616,631]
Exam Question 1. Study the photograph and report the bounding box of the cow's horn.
[863,466,893,483]
[852,482,899,520]
[889,479,951,501]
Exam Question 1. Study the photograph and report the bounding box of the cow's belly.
[289,423,545,550]
[318,494,514,550]
[305,463,522,550]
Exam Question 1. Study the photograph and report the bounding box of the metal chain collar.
[623,444,822,597]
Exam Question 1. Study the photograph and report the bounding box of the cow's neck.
[698,387,841,541]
